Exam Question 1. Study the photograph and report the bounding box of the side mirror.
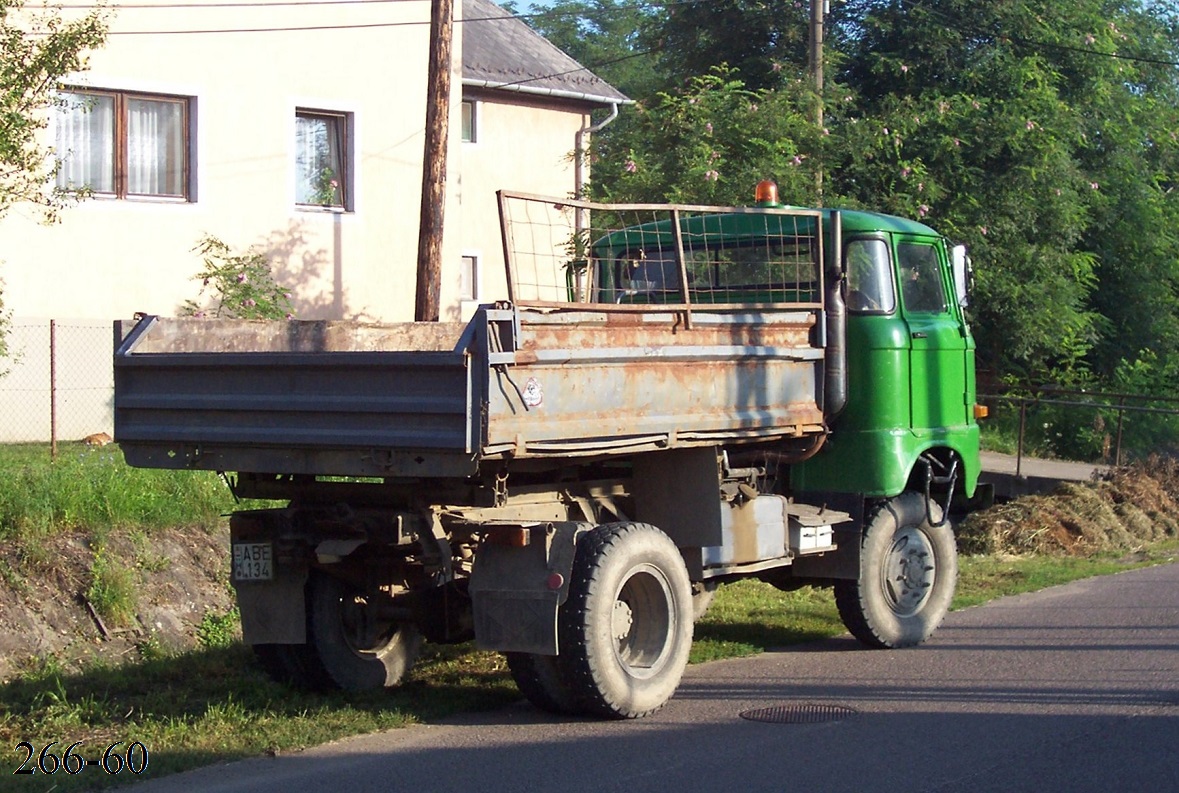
[951,244,972,307]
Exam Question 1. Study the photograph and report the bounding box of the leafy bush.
[183,235,295,320]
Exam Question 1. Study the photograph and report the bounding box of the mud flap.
[468,521,590,655]
[230,509,309,645]
[233,571,308,644]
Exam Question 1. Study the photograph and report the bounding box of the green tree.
[591,67,824,206]
[0,0,107,222]
[519,0,663,101]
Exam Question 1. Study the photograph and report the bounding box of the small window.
[296,110,351,210]
[461,100,477,143]
[460,254,479,300]
[55,89,191,200]
[846,239,896,313]
[898,242,947,313]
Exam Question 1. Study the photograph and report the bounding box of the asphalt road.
[135,563,1179,793]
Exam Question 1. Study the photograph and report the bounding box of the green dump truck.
[114,186,983,719]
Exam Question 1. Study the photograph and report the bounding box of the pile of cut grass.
[957,457,1179,556]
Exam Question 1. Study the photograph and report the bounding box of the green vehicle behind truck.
[113,184,984,719]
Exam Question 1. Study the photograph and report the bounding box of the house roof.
[462,0,630,106]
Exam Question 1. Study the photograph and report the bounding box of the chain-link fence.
[0,320,114,447]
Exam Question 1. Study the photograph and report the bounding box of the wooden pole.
[415,0,454,322]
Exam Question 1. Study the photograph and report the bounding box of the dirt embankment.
[0,526,234,682]
[1,459,1177,681]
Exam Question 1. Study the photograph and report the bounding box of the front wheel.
[557,522,693,719]
[835,492,957,649]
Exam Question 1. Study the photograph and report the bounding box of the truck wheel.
[308,571,423,690]
[506,652,581,715]
[557,522,693,719]
[835,492,957,649]
[252,643,332,690]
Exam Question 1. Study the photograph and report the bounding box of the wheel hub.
[612,599,634,641]
[883,528,935,616]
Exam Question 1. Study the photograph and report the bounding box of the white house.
[0,0,627,442]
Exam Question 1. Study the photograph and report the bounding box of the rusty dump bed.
[114,305,826,479]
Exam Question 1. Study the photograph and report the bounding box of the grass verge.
[2,542,1175,792]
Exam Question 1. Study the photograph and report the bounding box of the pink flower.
[772,61,782,73]
[901,64,909,73]
[1026,120,1036,130]
[242,298,257,307]
[901,167,911,178]
[1090,182,1100,190]
[822,127,830,136]
[954,138,962,147]
[883,127,889,136]
[748,103,759,112]
[624,159,637,173]
[704,170,720,181]
[918,205,929,218]
[1085,33,1096,45]
[790,155,805,166]
[236,272,247,283]
[705,122,713,134]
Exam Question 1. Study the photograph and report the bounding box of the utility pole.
[415,0,453,322]
[810,0,824,203]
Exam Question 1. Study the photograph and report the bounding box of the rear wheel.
[556,522,693,719]
[252,642,332,690]
[506,652,581,715]
[308,571,422,690]
[835,492,957,648]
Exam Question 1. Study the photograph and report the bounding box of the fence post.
[1016,399,1026,479]
[50,319,57,461]
[1115,396,1126,467]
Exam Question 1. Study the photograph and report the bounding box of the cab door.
[897,239,969,431]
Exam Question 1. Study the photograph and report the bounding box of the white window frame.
[461,99,478,144]
[459,252,481,302]
[294,107,355,212]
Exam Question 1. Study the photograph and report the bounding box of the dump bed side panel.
[485,310,825,457]
[114,317,482,477]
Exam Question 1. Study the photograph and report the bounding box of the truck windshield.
[898,242,947,314]
[609,239,819,304]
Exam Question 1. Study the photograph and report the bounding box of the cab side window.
[845,239,896,313]
[898,242,946,313]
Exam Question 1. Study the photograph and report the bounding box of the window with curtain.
[55,89,190,200]
[295,110,350,209]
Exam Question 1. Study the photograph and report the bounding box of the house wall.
[456,89,589,316]
[0,0,465,325]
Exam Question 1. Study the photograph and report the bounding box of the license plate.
[233,542,273,581]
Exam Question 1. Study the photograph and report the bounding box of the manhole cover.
[739,703,859,724]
